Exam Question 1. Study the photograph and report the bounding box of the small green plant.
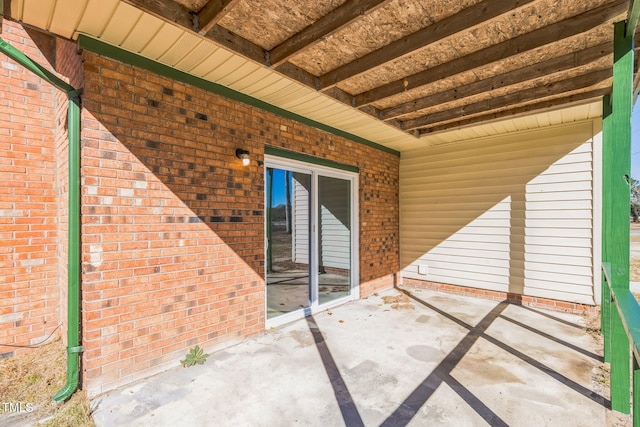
[180,345,209,367]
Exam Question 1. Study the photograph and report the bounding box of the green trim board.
[77,35,400,157]
[264,146,359,173]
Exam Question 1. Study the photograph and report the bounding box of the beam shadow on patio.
[92,288,617,427]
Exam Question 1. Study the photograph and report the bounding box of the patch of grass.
[38,393,94,427]
[0,336,95,426]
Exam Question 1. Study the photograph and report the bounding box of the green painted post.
[608,20,633,415]
[634,358,640,426]
[602,95,612,364]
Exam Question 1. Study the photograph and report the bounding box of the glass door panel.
[317,175,351,305]
[266,168,311,319]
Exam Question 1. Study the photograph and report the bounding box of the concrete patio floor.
[91,288,624,426]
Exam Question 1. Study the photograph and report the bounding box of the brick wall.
[80,51,399,395]
[0,21,60,356]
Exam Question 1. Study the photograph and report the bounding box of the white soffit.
[11,0,604,153]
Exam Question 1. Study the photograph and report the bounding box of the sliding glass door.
[266,168,312,319]
[265,156,358,326]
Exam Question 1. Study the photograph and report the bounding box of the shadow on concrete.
[308,289,609,426]
[306,315,365,427]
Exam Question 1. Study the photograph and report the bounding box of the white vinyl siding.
[318,176,351,270]
[400,121,597,304]
[291,173,310,265]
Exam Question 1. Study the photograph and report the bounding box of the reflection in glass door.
[318,175,351,305]
[265,157,357,324]
[266,168,311,319]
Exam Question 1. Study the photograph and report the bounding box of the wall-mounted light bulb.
[236,149,250,166]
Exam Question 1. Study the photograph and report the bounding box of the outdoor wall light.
[236,148,250,166]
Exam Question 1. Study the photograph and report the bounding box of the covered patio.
[2,0,640,423]
[92,288,619,426]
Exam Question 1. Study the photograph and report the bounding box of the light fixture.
[236,148,250,166]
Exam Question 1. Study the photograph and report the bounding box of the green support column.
[602,95,612,364]
[634,358,640,426]
[606,20,633,415]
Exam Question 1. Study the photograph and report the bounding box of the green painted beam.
[627,0,640,38]
[607,20,634,415]
[77,35,400,157]
[0,37,75,94]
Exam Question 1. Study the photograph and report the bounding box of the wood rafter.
[121,0,193,28]
[417,88,611,136]
[402,68,612,131]
[355,0,627,107]
[117,0,631,139]
[319,0,538,90]
[627,0,640,36]
[120,0,375,123]
[383,43,612,120]
[195,0,241,35]
[269,0,390,67]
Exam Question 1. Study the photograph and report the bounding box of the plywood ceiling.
[5,0,637,151]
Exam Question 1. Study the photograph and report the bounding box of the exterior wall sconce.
[236,148,250,166]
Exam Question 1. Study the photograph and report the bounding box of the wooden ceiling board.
[242,75,291,98]
[214,61,262,86]
[397,57,611,122]
[339,0,613,96]
[202,53,249,81]
[250,80,302,103]
[174,40,215,71]
[219,0,347,50]
[49,0,89,38]
[188,47,234,75]
[157,31,203,66]
[21,0,55,30]
[100,2,143,46]
[9,0,629,152]
[231,67,278,92]
[289,0,480,76]
[139,23,185,60]
[119,13,165,52]
[173,0,207,10]
[9,0,25,20]
[75,0,120,37]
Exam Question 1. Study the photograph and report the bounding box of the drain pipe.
[0,37,83,403]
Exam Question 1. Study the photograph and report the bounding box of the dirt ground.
[0,337,94,426]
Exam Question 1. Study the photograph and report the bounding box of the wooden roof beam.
[355,0,627,107]
[269,0,390,67]
[417,88,610,136]
[121,0,193,28]
[195,0,241,35]
[382,42,612,120]
[318,0,538,90]
[402,68,612,131]
[119,0,401,134]
[627,0,640,37]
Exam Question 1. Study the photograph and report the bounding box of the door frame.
[264,154,359,329]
